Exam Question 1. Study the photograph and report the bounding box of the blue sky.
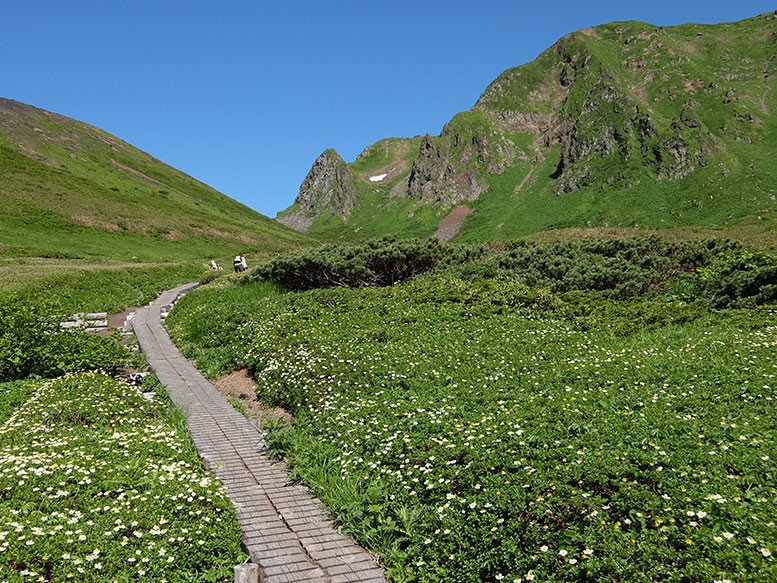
[3,1,774,217]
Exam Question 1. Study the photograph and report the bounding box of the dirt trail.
[435,204,473,242]
[213,369,292,426]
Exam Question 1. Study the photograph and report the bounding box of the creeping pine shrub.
[247,235,775,306]
[452,236,732,299]
[699,248,777,308]
[447,236,765,304]
[248,237,454,291]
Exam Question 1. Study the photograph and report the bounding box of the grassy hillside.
[0,98,315,262]
[463,15,777,243]
[284,13,777,247]
[0,99,304,582]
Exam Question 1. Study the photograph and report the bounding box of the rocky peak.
[407,108,516,206]
[276,149,362,232]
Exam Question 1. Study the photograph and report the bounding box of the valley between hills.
[1,11,776,583]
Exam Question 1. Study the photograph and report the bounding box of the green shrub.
[699,248,777,308]
[451,236,734,299]
[249,237,453,290]
[0,297,132,382]
[247,235,777,307]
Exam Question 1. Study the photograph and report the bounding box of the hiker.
[233,255,242,272]
[240,253,248,272]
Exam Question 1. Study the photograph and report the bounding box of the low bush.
[448,236,740,300]
[699,248,777,308]
[0,297,132,382]
[246,235,775,308]
[247,237,456,290]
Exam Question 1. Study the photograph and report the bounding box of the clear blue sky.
[3,1,774,217]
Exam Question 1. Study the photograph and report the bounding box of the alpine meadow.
[1,11,776,583]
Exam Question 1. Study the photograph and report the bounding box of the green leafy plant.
[0,297,131,382]
[169,246,777,582]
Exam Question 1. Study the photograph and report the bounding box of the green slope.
[462,16,777,242]
[0,98,315,261]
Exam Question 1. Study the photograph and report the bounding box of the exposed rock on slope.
[277,149,362,231]
[408,110,516,205]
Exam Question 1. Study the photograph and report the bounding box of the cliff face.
[537,35,723,193]
[279,13,777,241]
[407,109,516,206]
[276,149,362,231]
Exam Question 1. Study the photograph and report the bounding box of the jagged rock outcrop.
[548,78,661,192]
[653,108,720,180]
[407,110,516,206]
[529,31,724,194]
[277,149,362,231]
[407,134,487,205]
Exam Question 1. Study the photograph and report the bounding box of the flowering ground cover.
[168,275,776,582]
[0,373,246,582]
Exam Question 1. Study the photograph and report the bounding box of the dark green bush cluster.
[698,247,777,308]
[447,236,777,307]
[0,297,131,382]
[248,237,458,291]
[449,236,739,299]
[247,235,776,308]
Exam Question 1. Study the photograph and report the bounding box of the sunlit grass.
[0,260,207,312]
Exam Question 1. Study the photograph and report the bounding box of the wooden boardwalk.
[132,284,386,583]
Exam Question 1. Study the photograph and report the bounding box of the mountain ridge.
[278,13,777,245]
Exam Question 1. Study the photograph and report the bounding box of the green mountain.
[278,13,777,245]
[0,98,314,261]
